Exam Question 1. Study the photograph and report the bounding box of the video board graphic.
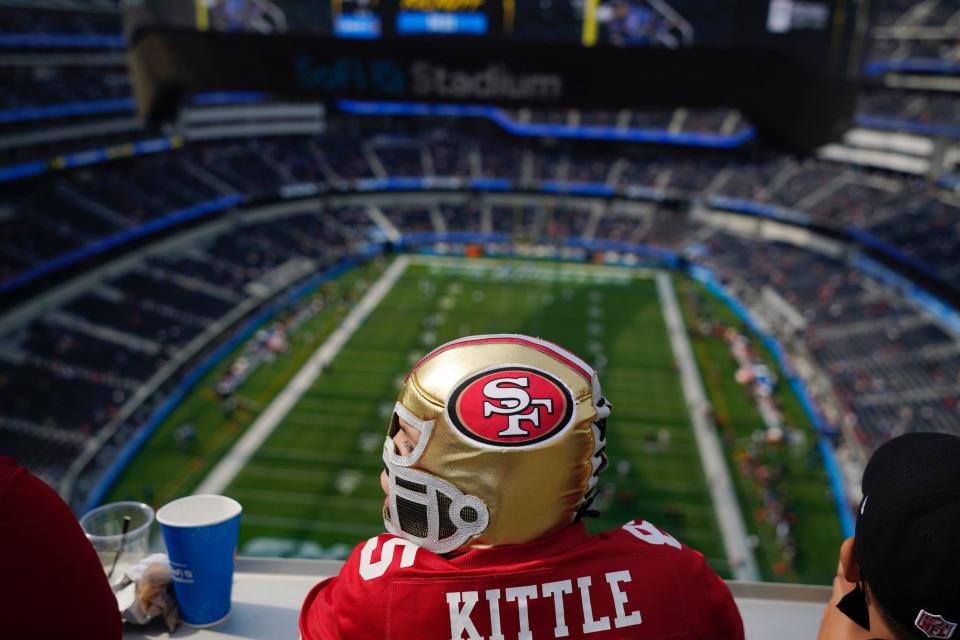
[334,0,382,39]
[196,0,331,35]
[396,0,491,36]
[587,0,694,48]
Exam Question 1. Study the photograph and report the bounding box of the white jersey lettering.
[622,520,681,549]
[605,570,642,628]
[358,537,419,581]
[505,585,539,640]
[577,576,611,633]
[442,569,643,639]
[485,588,505,640]
[541,579,574,637]
[446,591,482,640]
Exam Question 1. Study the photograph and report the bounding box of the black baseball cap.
[853,432,960,638]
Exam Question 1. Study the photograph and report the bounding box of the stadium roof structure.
[122,557,831,639]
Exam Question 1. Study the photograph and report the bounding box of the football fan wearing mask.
[300,334,744,639]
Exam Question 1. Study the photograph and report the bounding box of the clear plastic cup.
[80,501,155,586]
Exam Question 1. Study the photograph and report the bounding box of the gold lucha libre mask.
[382,334,610,554]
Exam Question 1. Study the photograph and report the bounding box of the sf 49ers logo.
[448,366,574,447]
[916,610,958,639]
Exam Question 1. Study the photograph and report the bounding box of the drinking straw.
[107,515,132,581]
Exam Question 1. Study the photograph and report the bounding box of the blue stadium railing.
[0,97,135,125]
[0,32,125,49]
[863,58,960,78]
[0,92,271,127]
[0,136,182,184]
[939,173,960,191]
[854,115,960,140]
[336,99,757,148]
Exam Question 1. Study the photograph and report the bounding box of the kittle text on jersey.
[445,569,642,640]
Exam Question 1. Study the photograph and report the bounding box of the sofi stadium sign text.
[294,56,562,102]
[411,62,562,100]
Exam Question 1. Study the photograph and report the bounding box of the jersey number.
[358,537,419,581]
[622,521,681,549]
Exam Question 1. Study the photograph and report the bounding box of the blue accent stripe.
[337,99,755,148]
[0,32,125,49]
[335,14,382,39]
[0,136,178,184]
[0,160,46,183]
[846,227,943,282]
[0,98,135,124]
[938,173,960,191]
[855,254,960,337]
[864,58,960,78]
[53,137,175,170]
[469,177,513,191]
[396,11,488,35]
[855,115,960,140]
[541,181,615,196]
[0,91,281,125]
[191,91,271,106]
[0,194,244,295]
[400,231,512,245]
[353,177,427,191]
[707,196,813,226]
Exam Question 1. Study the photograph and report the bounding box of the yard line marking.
[656,272,760,582]
[196,257,411,495]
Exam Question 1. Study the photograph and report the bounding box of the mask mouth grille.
[437,493,455,539]
[396,476,425,493]
[397,497,429,537]
[395,491,458,540]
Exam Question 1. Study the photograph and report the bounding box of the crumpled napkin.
[117,553,180,632]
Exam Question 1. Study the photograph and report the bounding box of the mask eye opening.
[388,412,401,439]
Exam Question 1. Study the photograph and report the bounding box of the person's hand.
[816,561,873,640]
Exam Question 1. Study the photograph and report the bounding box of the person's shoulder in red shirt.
[0,457,122,640]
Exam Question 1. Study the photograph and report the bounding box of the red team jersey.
[300,519,743,640]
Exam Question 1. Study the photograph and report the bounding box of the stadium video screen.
[131,0,831,47]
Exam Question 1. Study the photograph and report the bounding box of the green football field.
[107,255,843,583]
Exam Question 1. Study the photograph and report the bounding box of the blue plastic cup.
[156,495,242,627]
